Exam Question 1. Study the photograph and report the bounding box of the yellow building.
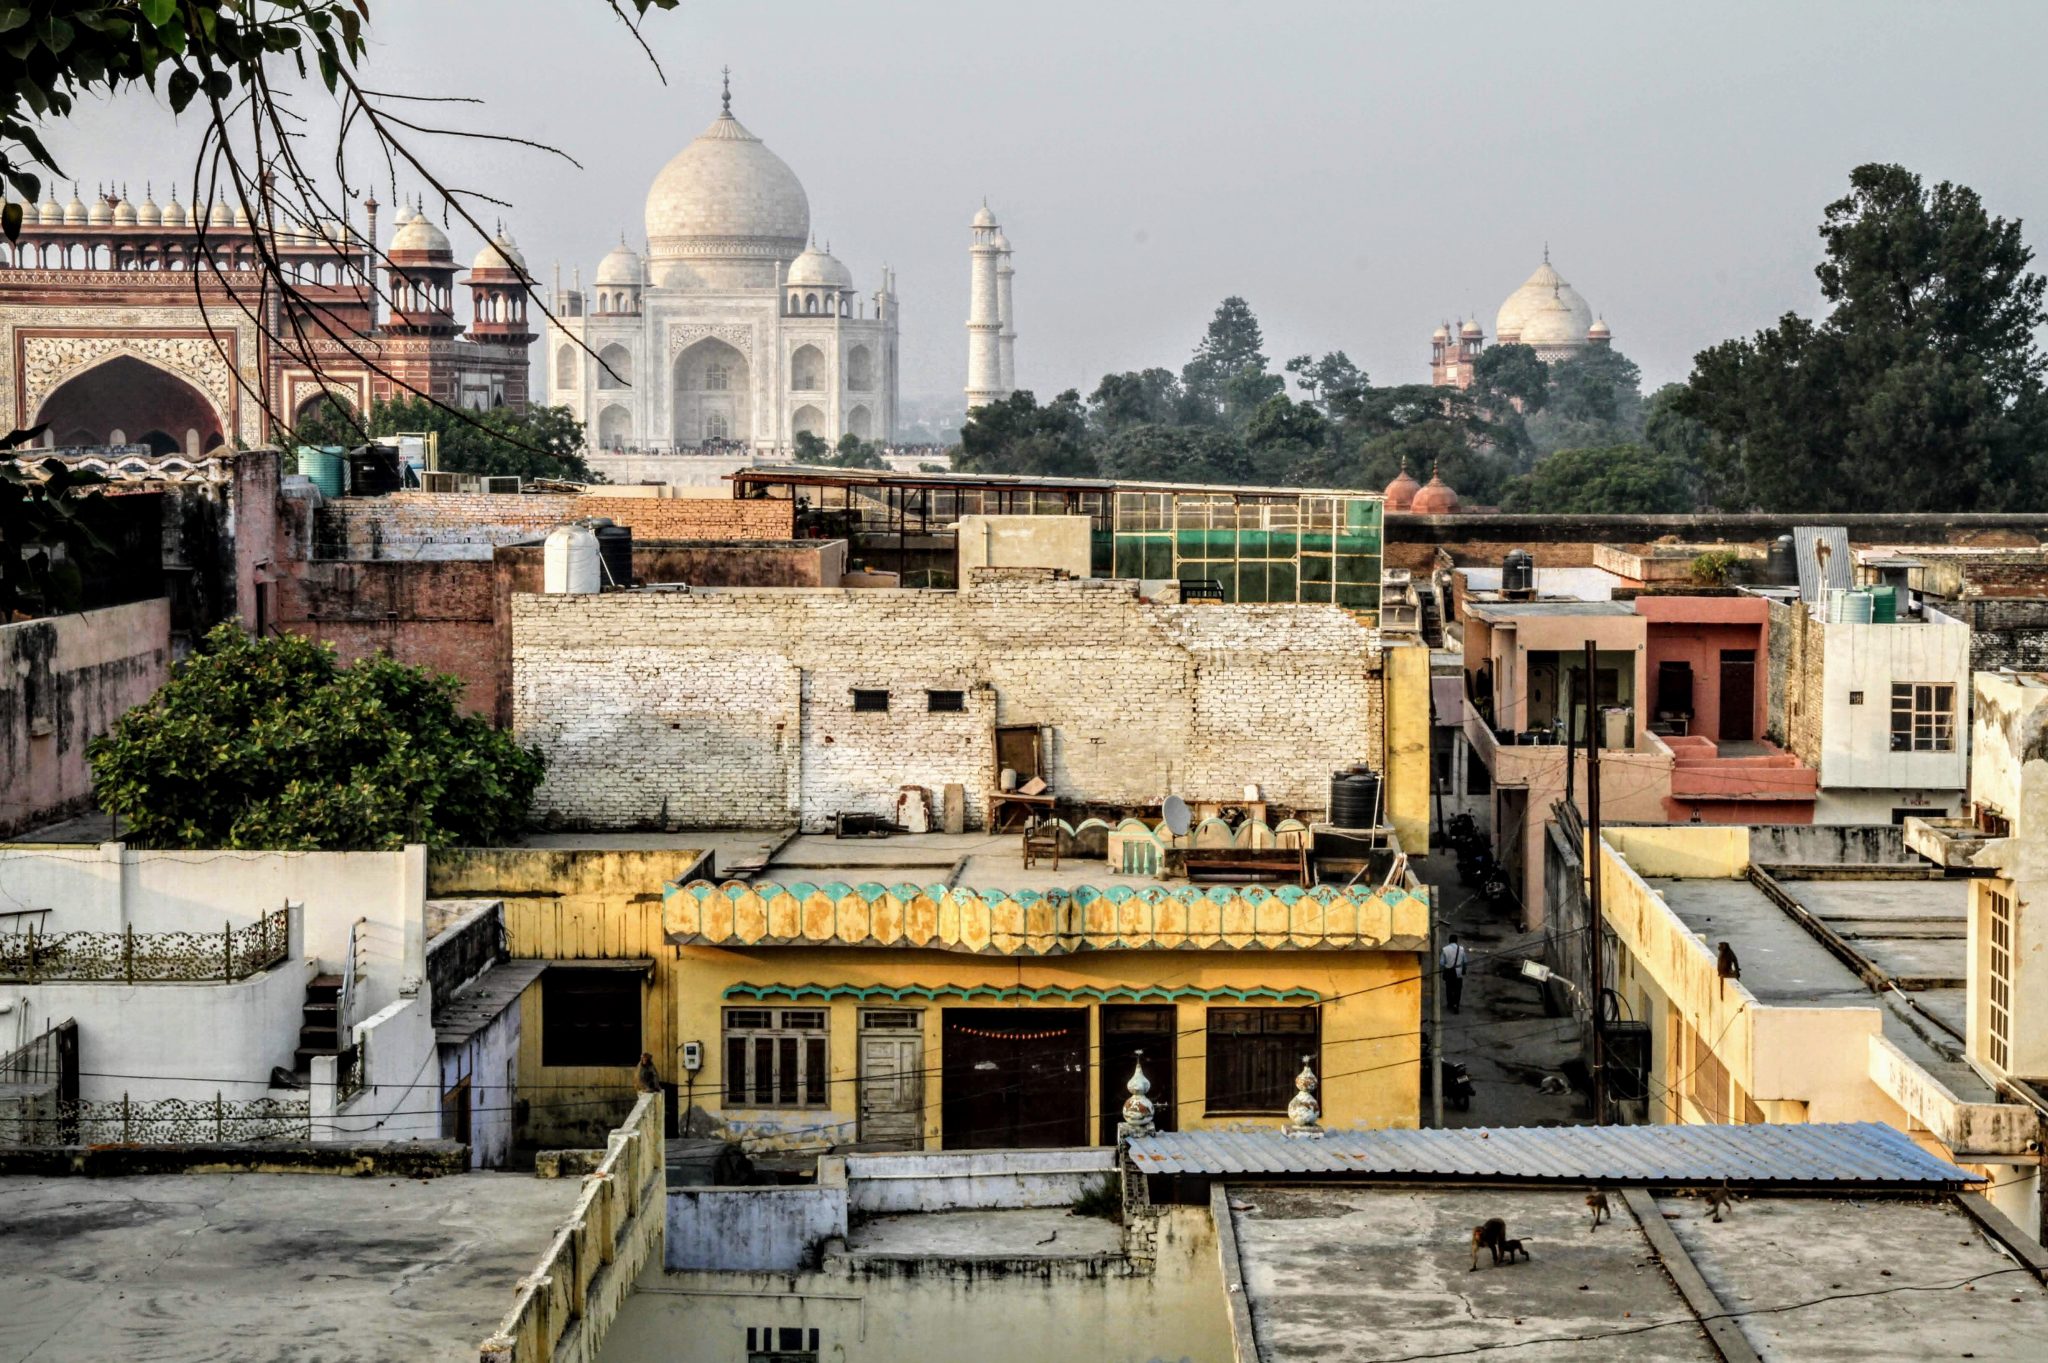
[1594,824,2040,1235]
[428,847,710,1148]
[662,879,1428,1150]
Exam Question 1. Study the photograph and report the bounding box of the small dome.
[136,190,162,226]
[390,210,452,259]
[1588,316,1611,339]
[113,194,137,226]
[63,190,88,225]
[1432,323,1450,342]
[471,228,528,276]
[785,241,852,289]
[1383,464,1422,513]
[1460,318,1484,337]
[37,191,61,224]
[87,193,114,226]
[992,230,1011,253]
[161,192,187,227]
[1410,468,1461,515]
[207,199,233,227]
[594,237,642,286]
[972,203,997,229]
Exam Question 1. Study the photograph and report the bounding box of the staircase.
[272,974,345,1090]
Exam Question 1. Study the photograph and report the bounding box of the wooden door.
[941,1008,1087,1149]
[857,1010,924,1149]
[1098,1006,1176,1144]
[1719,650,1756,741]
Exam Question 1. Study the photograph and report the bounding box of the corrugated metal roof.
[1794,526,1853,606]
[1125,1121,1978,1186]
[433,959,549,1046]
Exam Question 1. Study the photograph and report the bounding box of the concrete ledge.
[1621,1186,1764,1363]
[0,1139,470,1178]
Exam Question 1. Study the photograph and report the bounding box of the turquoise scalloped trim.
[722,982,1324,1004]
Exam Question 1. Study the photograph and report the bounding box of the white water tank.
[544,525,602,594]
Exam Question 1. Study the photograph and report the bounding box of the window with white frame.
[1988,887,2013,1072]
[723,1007,829,1108]
[1889,683,1955,752]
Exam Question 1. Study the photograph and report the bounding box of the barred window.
[927,690,965,713]
[1206,1007,1318,1114]
[852,689,890,713]
[1889,683,1955,752]
[1988,888,2013,1072]
[724,1007,829,1108]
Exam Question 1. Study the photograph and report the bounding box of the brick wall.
[313,492,792,560]
[1769,597,1826,770]
[512,568,1385,831]
[1955,597,2048,672]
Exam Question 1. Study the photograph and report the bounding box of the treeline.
[960,164,2048,514]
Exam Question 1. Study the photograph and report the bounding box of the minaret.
[996,228,1016,395]
[965,201,1004,409]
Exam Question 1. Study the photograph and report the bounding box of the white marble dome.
[391,210,452,259]
[594,239,642,286]
[471,229,527,275]
[786,242,851,289]
[1516,293,1589,349]
[644,107,809,265]
[1496,259,1592,345]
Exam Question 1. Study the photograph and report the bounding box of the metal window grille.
[926,689,965,713]
[724,1007,830,1108]
[852,689,890,713]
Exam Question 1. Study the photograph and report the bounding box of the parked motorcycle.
[1443,1060,1476,1112]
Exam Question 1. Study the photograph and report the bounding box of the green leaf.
[166,66,198,112]
[139,0,177,26]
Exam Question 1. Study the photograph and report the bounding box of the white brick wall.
[512,571,1384,830]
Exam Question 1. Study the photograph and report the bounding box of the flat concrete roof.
[1649,876,1995,1105]
[1466,599,1638,621]
[1227,1186,2048,1362]
[0,1172,581,1363]
[753,830,1185,893]
[1228,1186,1716,1362]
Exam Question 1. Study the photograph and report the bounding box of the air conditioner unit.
[483,476,523,495]
[1601,706,1634,751]
[421,471,461,493]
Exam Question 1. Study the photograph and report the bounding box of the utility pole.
[1563,667,1577,811]
[1430,898,1444,1130]
[1583,639,1607,1127]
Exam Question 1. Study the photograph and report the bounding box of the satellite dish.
[1162,795,1192,838]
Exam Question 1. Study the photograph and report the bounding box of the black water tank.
[1502,549,1536,595]
[591,520,634,588]
[1767,534,1796,586]
[1329,769,1382,828]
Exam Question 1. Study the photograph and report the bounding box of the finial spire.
[1118,1053,1157,1140]
[1543,240,1550,265]
[1285,1056,1323,1137]
[721,65,732,115]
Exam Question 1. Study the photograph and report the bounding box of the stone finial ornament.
[1285,1055,1323,1137]
[1119,1052,1156,1139]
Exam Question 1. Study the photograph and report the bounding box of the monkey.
[1717,941,1741,981]
[1704,1182,1735,1222]
[634,1051,662,1094]
[1585,1188,1611,1231]
[1470,1218,1509,1271]
[1500,1238,1530,1263]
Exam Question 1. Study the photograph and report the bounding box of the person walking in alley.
[1440,933,1470,1014]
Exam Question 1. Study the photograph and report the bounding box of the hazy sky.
[41,1,2048,407]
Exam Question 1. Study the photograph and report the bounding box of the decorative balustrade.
[336,1040,366,1107]
[0,1092,311,1146]
[0,906,289,983]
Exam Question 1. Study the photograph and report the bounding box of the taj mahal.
[546,77,901,452]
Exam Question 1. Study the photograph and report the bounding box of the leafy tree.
[1098,424,1251,485]
[1285,351,1370,420]
[290,395,594,482]
[1469,343,1549,415]
[1677,164,2048,511]
[791,430,831,463]
[89,624,544,850]
[825,433,889,470]
[1525,347,1644,457]
[957,389,1098,477]
[1182,297,1284,425]
[1089,368,1190,434]
[1500,443,1696,514]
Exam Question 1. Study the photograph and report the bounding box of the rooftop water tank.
[295,445,345,498]
[592,520,634,588]
[544,525,602,594]
[1766,534,1797,585]
[1827,588,1874,623]
[1502,549,1535,596]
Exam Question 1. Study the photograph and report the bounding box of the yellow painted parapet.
[664,880,1428,954]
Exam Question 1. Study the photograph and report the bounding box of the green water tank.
[1867,584,1898,623]
[296,445,346,497]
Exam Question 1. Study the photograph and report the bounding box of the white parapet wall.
[842,1146,1116,1215]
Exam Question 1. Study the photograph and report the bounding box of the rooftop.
[1648,872,1994,1104]
[843,1207,1122,1260]
[1465,599,1638,622]
[1225,1185,2047,1363]
[1459,565,1624,600]
[0,1171,581,1363]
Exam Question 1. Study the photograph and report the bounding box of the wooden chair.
[1022,817,1061,871]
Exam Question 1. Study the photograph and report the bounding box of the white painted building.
[1809,607,1972,823]
[546,78,898,453]
[0,845,442,1146]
